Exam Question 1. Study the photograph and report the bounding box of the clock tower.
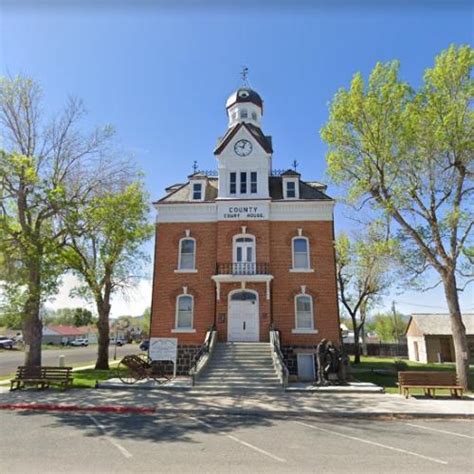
[214,87,273,199]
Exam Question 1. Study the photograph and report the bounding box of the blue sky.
[1,1,473,316]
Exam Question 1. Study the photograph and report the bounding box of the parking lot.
[1,411,472,473]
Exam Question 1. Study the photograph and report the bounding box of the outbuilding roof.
[407,313,474,336]
[46,325,86,336]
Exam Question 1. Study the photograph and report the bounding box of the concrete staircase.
[193,342,282,392]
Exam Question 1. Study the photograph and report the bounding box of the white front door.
[228,291,259,342]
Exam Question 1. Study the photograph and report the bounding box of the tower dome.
[225,87,264,128]
[226,87,263,110]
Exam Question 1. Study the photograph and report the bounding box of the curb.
[0,403,471,419]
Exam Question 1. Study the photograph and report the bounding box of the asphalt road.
[0,413,472,473]
[0,344,141,376]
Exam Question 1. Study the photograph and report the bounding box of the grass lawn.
[72,366,124,388]
[351,356,474,394]
[0,360,121,386]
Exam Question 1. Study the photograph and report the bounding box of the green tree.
[0,76,116,366]
[371,304,408,343]
[142,307,151,335]
[72,308,95,327]
[335,226,396,363]
[322,45,473,388]
[61,182,153,369]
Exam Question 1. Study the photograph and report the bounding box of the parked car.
[70,338,89,347]
[139,340,149,351]
[110,337,125,346]
[0,336,15,349]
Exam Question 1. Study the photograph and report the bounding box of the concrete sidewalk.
[0,386,473,418]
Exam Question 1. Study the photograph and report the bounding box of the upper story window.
[192,183,202,200]
[230,172,237,194]
[292,237,310,269]
[240,109,248,119]
[176,294,193,329]
[250,172,257,193]
[286,181,296,198]
[178,238,196,270]
[295,294,314,330]
[251,111,257,121]
[240,172,247,194]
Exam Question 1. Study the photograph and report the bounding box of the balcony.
[216,262,270,276]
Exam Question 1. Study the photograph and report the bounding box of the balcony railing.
[216,262,270,275]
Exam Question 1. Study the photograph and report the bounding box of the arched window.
[292,237,310,269]
[295,294,314,330]
[233,235,256,274]
[176,295,193,329]
[178,238,195,270]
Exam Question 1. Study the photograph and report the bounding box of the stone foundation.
[151,345,201,376]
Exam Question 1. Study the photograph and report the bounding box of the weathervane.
[292,159,299,171]
[241,66,249,86]
[193,160,198,174]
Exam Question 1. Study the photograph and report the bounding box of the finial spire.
[193,160,198,174]
[292,159,299,171]
[240,66,249,86]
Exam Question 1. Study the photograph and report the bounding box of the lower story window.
[176,295,193,329]
[295,295,314,330]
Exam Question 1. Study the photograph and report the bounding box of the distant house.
[405,313,474,364]
[42,325,85,345]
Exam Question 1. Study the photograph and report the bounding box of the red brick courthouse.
[150,86,340,381]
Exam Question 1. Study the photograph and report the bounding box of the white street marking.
[295,421,448,465]
[406,423,474,440]
[88,414,133,459]
[188,416,286,463]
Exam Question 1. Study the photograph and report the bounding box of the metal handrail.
[216,262,270,275]
[269,325,289,388]
[189,325,217,384]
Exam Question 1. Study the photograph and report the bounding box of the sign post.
[149,337,178,378]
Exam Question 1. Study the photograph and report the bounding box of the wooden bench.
[398,371,463,399]
[10,366,73,391]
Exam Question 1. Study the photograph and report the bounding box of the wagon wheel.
[117,360,139,385]
[150,364,172,384]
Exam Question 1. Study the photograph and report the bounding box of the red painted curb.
[0,403,156,414]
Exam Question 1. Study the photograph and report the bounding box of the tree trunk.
[95,287,111,370]
[353,325,361,364]
[22,262,42,367]
[443,272,470,390]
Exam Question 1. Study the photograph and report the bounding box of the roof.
[269,176,332,200]
[214,122,273,155]
[158,175,332,203]
[46,325,85,336]
[281,169,301,177]
[226,87,263,110]
[407,313,474,336]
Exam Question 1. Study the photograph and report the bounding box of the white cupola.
[226,87,263,128]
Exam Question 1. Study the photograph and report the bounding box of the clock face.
[234,139,253,157]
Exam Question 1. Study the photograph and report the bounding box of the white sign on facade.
[149,337,178,362]
[217,202,269,220]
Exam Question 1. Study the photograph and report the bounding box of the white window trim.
[177,237,196,271]
[191,182,204,201]
[291,236,312,271]
[293,294,316,332]
[228,170,258,197]
[232,233,256,264]
[175,294,194,330]
[283,178,299,199]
